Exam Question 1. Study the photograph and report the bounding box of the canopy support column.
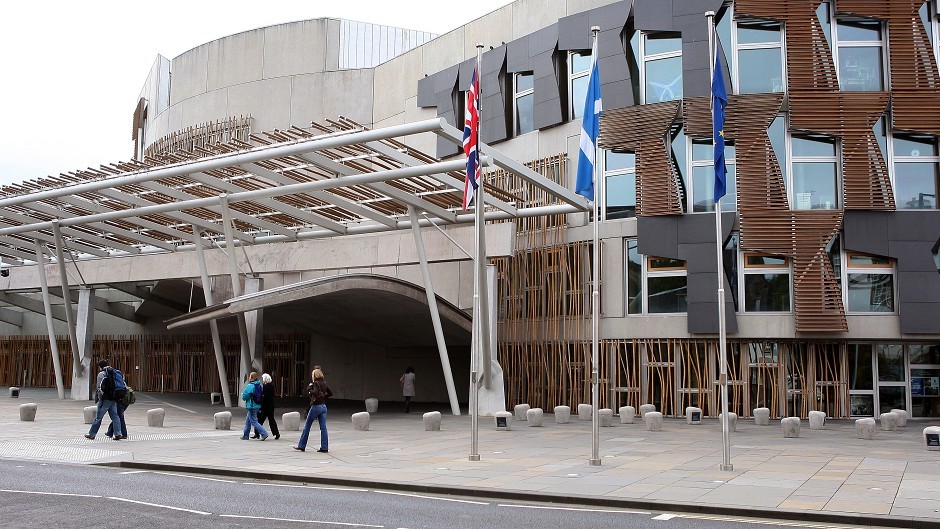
[34,240,64,399]
[219,195,254,400]
[51,221,87,399]
[76,287,96,399]
[192,226,233,408]
[408,206,460,415]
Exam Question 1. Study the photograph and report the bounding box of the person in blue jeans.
[241,372,269,441]
[84,360,124,441]
[294,368,333,453]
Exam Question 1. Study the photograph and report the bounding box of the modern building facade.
[1,0,938,420]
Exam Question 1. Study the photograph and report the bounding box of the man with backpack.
[106,385,135,439]
[240,372,268,441]
[84,360,124,441]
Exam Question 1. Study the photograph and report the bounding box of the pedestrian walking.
[240,372,269,441]
[294,368,332,453]
[253,373,280,440]
[106,385,135,439]
[84,360,124,441]
[400,366,415,413]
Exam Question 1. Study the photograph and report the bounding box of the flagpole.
[707,10,733,473]
[589,25,602,468]
[469,43,484,463]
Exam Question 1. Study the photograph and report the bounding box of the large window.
[604,150,636,220]
[569,51,591,119]
[626,241,687,314]
[790,135,840,210]
[892,135,939,209]
[845,252,895,313]
[690,141,736,212]
[742,253,791,312]
[828,4,885,92]
[641,33,683,103]
[734,20,785,94]
[514,72,534,135]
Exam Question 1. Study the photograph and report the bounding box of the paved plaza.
[3,388,939,528]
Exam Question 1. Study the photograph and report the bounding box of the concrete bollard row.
[553,406,570,424]
[855,418,876,440]
[19,403,37,421]
[526,408,543,427]
[639,404,656,418]
[494,411,512,431]
[514,403,530,421]
[598,408,613,427]
[782,417,800,438]
[644,411,663,431]
[880,412,899,431]
[719,412,737,432]
[890,409,908,427]
[9,387,20,398]
[214,411,232,430]
[423,411,441,431]
[686,406,702,425]
[577,404,592,421]
[619,406,635,424]
[365,398,379,414]
[754,407,770,425]
[351,412,370,431]
[809,410,826,430]
[147,408,165,427]
[83,405,98,424]
[282,411,301,431]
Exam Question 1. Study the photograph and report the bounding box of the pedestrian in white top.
[400,367,415,413]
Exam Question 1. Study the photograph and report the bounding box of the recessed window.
[846,252,894,313]
[830,4,885,91]
[892,135,939,210]
[604,150,636,220]
[569,51,591,119]
[790,135,840,210]
[514,72,534,135]
[626,241,687,314]
[742,253,791,312]
[734,20,784,94]
[690,141,736,212]
[642,33,683,103]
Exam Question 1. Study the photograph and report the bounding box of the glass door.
[909,344,940,418]
[876,344,907,414]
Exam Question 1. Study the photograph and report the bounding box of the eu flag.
[712,53,727,202]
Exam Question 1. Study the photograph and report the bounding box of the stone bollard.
[514,403,530,421]
[890,409,909,427]
[686,406,702,425]
[365,398,379,414]
[754,407,770,426]
[855,418,876,440]
[619,406,636,424]
[423,411,442,431]
[19,403,37,421]
[577,403,592,421]
[924,426,940,451]
[809,410,826,430]
[880,412,898,431]
[644,411,663,431]
[9,387,20,398]
[282,411,301,431]
[83,405,98,424]
[147,408,166,427]
[494,411,512,431]
[210,392,222,405]
[554,406,571,424]
[598,408,613,427]
[526,408,543,427]
[214,411,232,430]
[782,417,801,438]
[351,411,370,431]
[639,404,656,418]
[719,412,738,432]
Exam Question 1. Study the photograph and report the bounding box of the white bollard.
[210,392,222,405]
[644,411,663,431]
[9,387,20,398]
[514,403,530,421]
[639,404,656,418]
[423,411,442,431]
[365,398,379,414]
[719,412,738,432]
[598,408,613,427]
[553,406,570,424]
[686,406,703,425]
[754,407,770,426]
[808,410,826,430]
[494,411,512,431]
[147,408,165,427]
[351,412,370,431]
[880,412,898,431]
[214,411,232,430]
[282,411,301,431]
[855,418,876,440]
[782,417,801,438]
[924,426,940,451]
[19,403,37,421]
[83,405,98,424]
[577,403,592,421]
[890,409,908,427]
[619,406,636,424]
[526,408,544,427]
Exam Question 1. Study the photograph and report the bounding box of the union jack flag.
[462,66,480,210]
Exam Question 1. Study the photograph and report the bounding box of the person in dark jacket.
[252,373,280,440]
[240,372,268,441]
[294,368,333,453]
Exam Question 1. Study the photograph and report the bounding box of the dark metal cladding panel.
[507,35,531,73]
[558,10,591,50]
[843,211,890,255]
[900,303,940,334]
[634,0,675,31]
[416,75,435,107]
[890,242,940,272]
[637,215,679,257]
[686,272,716,303]
[481,47,509,144]
[898,272,940,301]
[886,211,940,242]
[529,25,558,54]
[683,243,718,274]
[687,301,738,334]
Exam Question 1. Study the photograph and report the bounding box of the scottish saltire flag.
[462,66,480,210]
[712,53,728,202]
[576,42,602,201]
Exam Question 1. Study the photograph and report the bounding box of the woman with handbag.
[294,368,333,453]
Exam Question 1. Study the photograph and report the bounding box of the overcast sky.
[0,1,513,186]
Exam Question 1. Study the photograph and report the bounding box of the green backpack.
[120,386,136,406]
